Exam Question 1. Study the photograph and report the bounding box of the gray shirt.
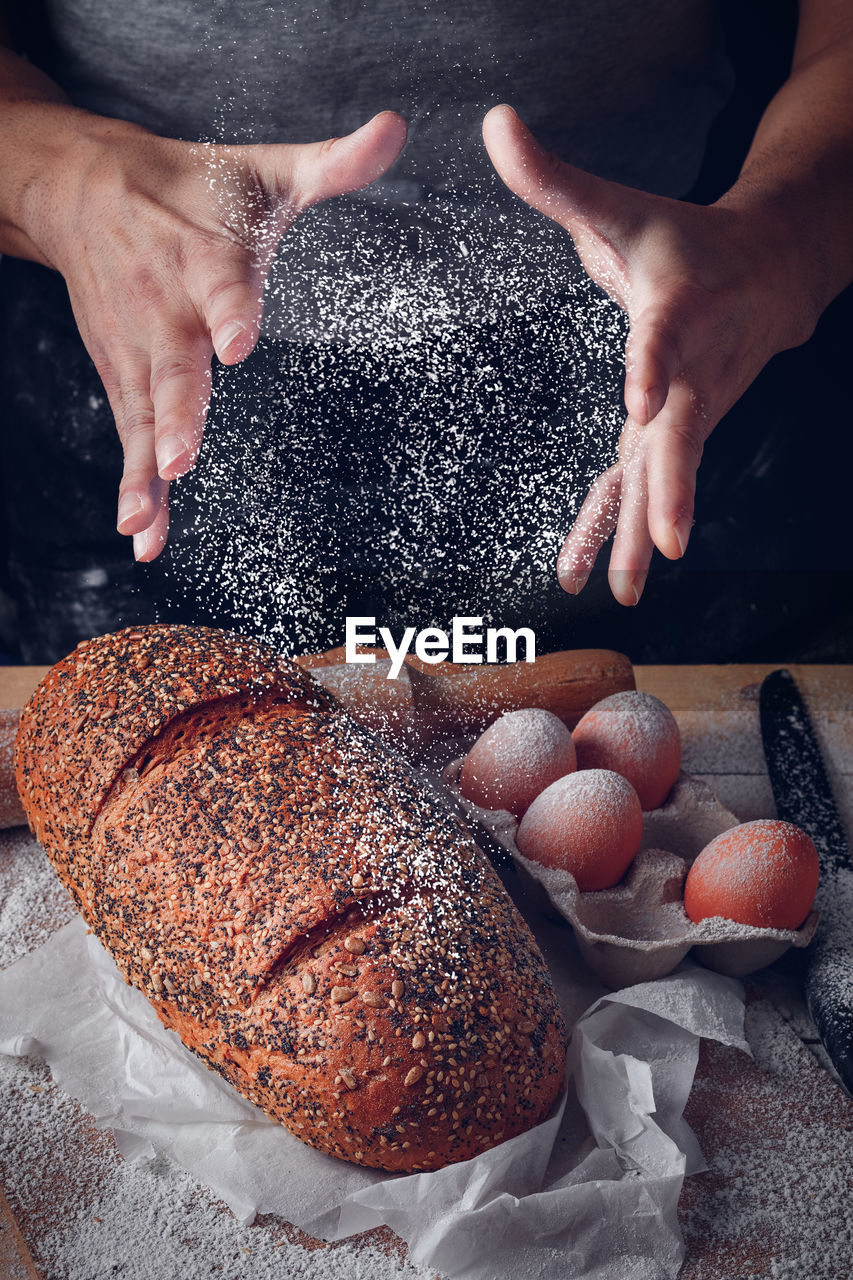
[30,2,734,342]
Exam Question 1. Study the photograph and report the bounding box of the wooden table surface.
[2,662,852,1279]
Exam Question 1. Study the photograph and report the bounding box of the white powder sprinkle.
[576,690,679,755]
[0,827,75,969]
[463,707,575,793]
[0,1054,426,1280]
[521,767,638,833]
[479,708,574,772]
[680,997,853,1280]
[157,169,628,653]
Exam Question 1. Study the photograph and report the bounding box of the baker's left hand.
[482,104,820,605]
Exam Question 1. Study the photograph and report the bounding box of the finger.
[643,383,706,559]
[608,447,654,606]
[113,368,162,536]
[70,316,166,538]
[190,246,264,365]
[251,111,408,211]
[482,104,643,259]
[148,328,213,479]
[624,306,684,425]
[133,477,170,562]
[556,465,622,594]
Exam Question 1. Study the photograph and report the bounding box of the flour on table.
[0,1054,427,1280]
[0,828,74,969]
[680,997,853,1280]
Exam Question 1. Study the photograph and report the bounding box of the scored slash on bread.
[15,625,567,1173]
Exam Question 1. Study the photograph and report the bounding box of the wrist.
[1,102,136,268]
[714,177,847,347]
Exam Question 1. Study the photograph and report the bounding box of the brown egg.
[459,708,576,818]
[572,690,681,810]
[684,819,819,930]
[516,768,643,891]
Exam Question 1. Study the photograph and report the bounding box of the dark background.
[1,0,850,664]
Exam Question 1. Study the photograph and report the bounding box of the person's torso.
[33,0,731,194]
[23,2,734,342]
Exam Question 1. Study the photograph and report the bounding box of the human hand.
[21,108,407,560]
[482,104,818,604]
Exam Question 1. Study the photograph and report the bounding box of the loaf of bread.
[15,625,567,1173]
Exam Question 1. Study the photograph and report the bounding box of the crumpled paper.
[0,912,748,1280]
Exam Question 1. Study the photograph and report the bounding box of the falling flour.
[156,144,629,655]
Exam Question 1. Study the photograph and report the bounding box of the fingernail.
[561,570,589,595]
[673,518,693,557]
[133,526,166,562]
[215,320,247,356]
[610,569,646,605]
[117,493,143,532]
[630,571,647,604]
[157,435,190,476]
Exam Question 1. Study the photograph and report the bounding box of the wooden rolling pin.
[298,647,634,736]
[296,654,416,739]
[404,648,634,734]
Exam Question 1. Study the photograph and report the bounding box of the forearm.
[716,10,853,318]
[0,41,115,266]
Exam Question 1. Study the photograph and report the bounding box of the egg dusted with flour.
[15,625,568,1173]
[459,708,577,818]
[516,768,643,891]
[573,690,681,811]
[684,819,819,930]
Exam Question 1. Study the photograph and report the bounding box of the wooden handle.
[295,645,364,669]
[406,649,634,733]
[299,646,634,737]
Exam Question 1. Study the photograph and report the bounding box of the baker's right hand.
[20,109,407,559]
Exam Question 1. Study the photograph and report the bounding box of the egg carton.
[442,762,819,988]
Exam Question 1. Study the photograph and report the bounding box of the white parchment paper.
[0,915,748,1280]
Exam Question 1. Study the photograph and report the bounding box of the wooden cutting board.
[0,1190,39,1280]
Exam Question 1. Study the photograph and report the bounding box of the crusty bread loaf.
[15,625,567,1173]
